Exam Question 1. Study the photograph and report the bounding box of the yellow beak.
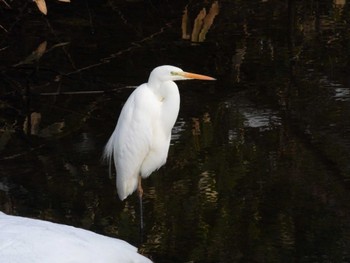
[181,72,216,80]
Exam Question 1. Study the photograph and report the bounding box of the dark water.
[1,0,350,262]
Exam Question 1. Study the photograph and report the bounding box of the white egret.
[103,65,215,203]
[0,212,152,263]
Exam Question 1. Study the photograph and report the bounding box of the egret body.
[104,65,215,200]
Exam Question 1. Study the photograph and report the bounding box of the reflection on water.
[242,108,280,129]
[171,118,186,144]
[334,86,350,101]
[1,0,350,262]
[320,77,350,102]
[198,170,218,205]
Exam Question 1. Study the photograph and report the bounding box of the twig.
[0,24,8,33]
[85,1,95,34]
[63,20,176,76]
[0,2,29,42]
[0,144,45,161]
[0,0,11,9]
[37,86,136,96]
[39,90,105,95]
[45,19,77,70]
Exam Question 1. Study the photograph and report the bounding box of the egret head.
[148,65,215,84]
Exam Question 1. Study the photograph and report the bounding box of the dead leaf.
[199,1,219,42]
[334,0,346,7]
[38,121,65,138]
[191,8,206,42]
[13,41,47,66]
[23,112,42,135]
[34,0,47,15]
[36,41,47,57]
[181,6,190,40]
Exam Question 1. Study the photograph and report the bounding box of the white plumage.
[103,65,215,200]
[0,212,152,263]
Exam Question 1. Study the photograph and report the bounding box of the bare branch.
[0,24,8,33]
[0,0,11,9]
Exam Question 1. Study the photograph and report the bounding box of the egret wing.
[104,84,160,200]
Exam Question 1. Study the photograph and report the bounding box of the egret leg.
[138,175,144,197]
[138,176,144,232]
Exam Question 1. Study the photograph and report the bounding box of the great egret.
[103,65,215,202]
[0,212,152,263]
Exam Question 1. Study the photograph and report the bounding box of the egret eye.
[170,71,179,76]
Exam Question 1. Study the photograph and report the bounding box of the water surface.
[1,0,350,262]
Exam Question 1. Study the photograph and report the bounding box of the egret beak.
[181,72,216,80]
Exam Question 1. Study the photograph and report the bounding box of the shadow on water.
[2,0,350,262]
